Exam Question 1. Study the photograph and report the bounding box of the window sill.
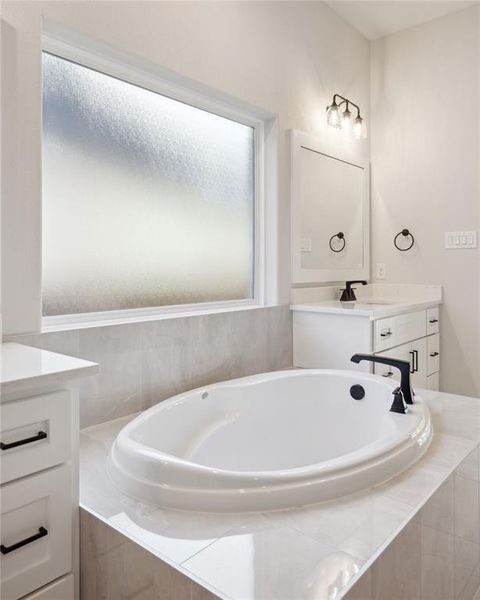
[41,301,265,333]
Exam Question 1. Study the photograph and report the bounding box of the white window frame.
[41,32,269,329]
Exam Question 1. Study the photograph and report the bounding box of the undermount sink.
[353,298,399,306]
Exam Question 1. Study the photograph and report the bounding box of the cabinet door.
[427,334,440,375]
[374,338,427,389]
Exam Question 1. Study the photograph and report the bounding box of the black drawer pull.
[429,319,439,324]
[0,431,47,451]
[430,352,439,357]
[380,331,392,338]
[0,527,48,555]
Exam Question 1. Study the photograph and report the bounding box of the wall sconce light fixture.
[326,94,367,140]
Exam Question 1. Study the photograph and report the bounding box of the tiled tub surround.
[80,389,480,600]
[6,306,292,428]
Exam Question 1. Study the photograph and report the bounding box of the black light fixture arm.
[332,94,362,117]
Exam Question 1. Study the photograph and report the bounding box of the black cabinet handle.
[413,349,419,372]
[380,331,392,338]
[430,352,439,357]
[429,319,439,324]
[0,527,48,555]
[0,431,47,451]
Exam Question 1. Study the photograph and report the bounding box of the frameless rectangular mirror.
[290,130,370,283]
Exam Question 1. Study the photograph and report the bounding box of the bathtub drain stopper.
[350,385,365,400]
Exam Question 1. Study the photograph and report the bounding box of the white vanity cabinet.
[0,344,98,600]
[292,285,442,392]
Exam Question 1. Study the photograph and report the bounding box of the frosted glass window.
[42,52,255,316]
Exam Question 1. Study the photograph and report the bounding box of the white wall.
[371,6,480,396]
[2,0,478,399]
[1,0,370,335]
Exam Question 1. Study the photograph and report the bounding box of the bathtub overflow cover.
[350,385,365,400]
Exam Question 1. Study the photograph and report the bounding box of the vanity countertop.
[0,342,99,397]
[80,386,480,600]
[290,297,441,318]
[290,283,442,319]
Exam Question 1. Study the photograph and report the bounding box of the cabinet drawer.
[427,372,440,391]
[374,310,426,352]
[0,465,72,600]
[0,391,71,484]
[426,306,440,335]
[22,574,73,600]
[427,334,440,375]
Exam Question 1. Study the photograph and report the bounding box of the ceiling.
[325,1,479,39]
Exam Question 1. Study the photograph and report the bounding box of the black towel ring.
[394,229,415,252]
[329,232,346,253]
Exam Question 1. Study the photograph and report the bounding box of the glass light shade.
[326,103,341,128]
[353,116,367,140]
[341,107,352,133]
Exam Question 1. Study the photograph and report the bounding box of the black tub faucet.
[340,280,367,302]
[351,353,414,406]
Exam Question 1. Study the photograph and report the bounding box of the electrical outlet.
[376,263,386,280]
[445,231,477,249]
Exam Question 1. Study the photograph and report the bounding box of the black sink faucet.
[351,354,414,406]
[340,280,367,302]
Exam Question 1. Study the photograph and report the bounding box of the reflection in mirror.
[291,129,369,284]
[299,147,363,271]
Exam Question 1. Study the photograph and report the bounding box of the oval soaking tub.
[107,369,432,512]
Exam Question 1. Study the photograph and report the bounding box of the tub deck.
[80,388,480,600]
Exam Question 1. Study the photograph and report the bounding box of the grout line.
[180,512,262,567]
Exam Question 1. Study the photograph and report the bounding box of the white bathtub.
[107,369,432,512]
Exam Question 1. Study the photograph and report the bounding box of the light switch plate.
[445,231,477,249]
[300,238,312,252]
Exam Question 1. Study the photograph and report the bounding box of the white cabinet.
[293,311,372,370]
[427,334,440,376]
[0,391,71,484]
[22,575,74,600]
[426,306,440,335]
[0,343,98,600]
[427,371,440,391]
[0,465,72,600]
[374,310,426,353]
[374,337,428,388]
[293,305,441,391]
